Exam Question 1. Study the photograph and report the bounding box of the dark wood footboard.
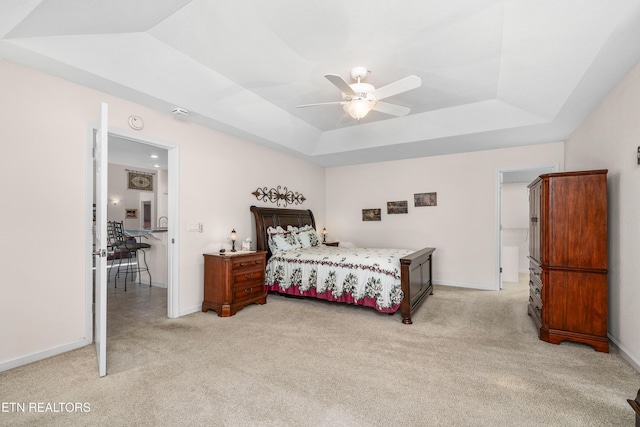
[400,247,435,324]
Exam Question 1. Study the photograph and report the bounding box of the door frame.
[85,126,181,344]
[494,165,558,290]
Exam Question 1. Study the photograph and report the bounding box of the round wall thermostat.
[128,115,144,130]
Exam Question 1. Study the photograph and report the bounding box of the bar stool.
[113,221,152,290]
[107,221,128,286]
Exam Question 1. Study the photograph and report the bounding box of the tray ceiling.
[2,0,640,166]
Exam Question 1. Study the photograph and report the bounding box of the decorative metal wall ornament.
[251,186,306,207]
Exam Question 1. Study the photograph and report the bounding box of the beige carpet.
[1,278,639,426]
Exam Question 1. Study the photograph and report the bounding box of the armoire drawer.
[529,293,542,323]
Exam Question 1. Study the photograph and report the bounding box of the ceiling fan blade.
[296,101,345,108]
[372,101,411,117]
[373,75,421,100]
[324,74,356,96]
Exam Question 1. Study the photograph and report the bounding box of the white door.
[94,103,108,377]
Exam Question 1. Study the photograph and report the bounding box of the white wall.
[107,163,160,228]
[326,142,564,289]
[0,60,325,369]
[157,169,168,227]
[565,63,640,371]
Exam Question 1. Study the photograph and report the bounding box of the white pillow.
[297,228,319,248]
[287,225,318,248]
[267,226,301,253]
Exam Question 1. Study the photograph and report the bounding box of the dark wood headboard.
[250,205,316,259]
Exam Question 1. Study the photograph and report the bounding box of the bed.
[250,205,435,324]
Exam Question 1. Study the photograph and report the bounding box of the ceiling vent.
[172,107,189,118]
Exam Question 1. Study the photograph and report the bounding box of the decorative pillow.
[267,226,301,253]
[288,225,319,248]
[299,229,319,248]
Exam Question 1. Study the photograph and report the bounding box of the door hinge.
[500,267,503,273]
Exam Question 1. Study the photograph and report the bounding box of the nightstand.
[323,241,339,247]
[202,251,267,317]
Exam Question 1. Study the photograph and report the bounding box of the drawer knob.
[240,262,245,267]
[255,260,260,264]
[245,273,252,279]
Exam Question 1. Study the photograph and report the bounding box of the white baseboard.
[0,338,91,373]
[608,334,640,373]
[180,305,202,317]
[433,280,496,291]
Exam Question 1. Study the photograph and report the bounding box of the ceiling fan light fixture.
[344,98,375,120]
[298,67,420,121]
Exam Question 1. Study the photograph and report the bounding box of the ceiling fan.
[297,66,421,120]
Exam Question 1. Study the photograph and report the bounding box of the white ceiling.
[109,136,168,171]
[2,1,640,167]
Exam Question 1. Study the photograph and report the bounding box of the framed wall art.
[125,209,138,219]
[362,208,381,221]
[128,171,154,191]
[414,192,437,207]
[387,200,408,214]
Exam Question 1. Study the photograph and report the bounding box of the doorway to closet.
[496,166,557,290]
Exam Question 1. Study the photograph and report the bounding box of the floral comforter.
[265,246,414,313]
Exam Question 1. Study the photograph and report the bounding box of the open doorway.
[86,127,180,369]
[106,137,169,311]
[86,105,180,376]
[496,166,557,290]
[102,133,179,314]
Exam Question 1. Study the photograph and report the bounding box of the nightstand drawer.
[232,255,264,271]
[233,282,264,303]
[232,269,264,287]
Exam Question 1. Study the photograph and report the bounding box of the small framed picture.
[362,208,381,221]
[414,192,437,207]
[387,200,408,214]
[125,209,138,219]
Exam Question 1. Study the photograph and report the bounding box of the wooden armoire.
[527,170,609,352]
